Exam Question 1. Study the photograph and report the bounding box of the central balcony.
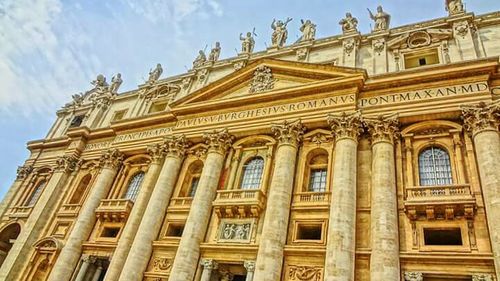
[292,191,331,210]
[95,199,134,222]
[404,184,476,220]
[212,189,266,218]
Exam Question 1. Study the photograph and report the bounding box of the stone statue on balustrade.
[109,73,122,94]
[271,17,293,48]
[368,6,390,32]
[193,50,207,68]
[298,19,316,42]
[339,12,358,34]
[446,0,465,15]
[240,30,256,54]
[91,74,108,93]
[208,42,221,62]
[147,63,163,85]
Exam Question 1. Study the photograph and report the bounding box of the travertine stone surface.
[103,145,164,281]
[48,150,123,281]
[119,136,188,281]
[168,130,233,281]
[253,120,304,281]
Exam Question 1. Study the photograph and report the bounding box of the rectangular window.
[166,223,185,237]
[308,169,327,192]
[148,101,168,113]
[69,115,85,128]
[404,49,440,69]
[424,228,463,246]
[100,227,121,238]
[296,224,323,241]
[188,177,200,197]
[112,110,127,122]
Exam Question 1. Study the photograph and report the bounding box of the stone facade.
[0,5,499,281]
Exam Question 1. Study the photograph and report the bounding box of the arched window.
[307,153,328,192]
[69,174,92,204]
[418,146,453,186]
[239,157,264,190]
[184,161,203,197]
[123,172,145,201]
[0,223,21,267]
[25,180,46,206]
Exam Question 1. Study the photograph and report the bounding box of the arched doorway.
[0,223,21,267]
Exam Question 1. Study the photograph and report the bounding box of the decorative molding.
[296,47,309,61]
[249,66,276,94]
[271,119,305,147]
[244,261,256,272]
[363,114,400,144]
[454,21,470,38]
[461,101,500,137]
[99,149,124,170]
[203,129,234,155]
[342,37,359,56]
[372,38,386,55]
[288,265,322,281]
[16,165,33,181]
[162,135,190,159]
[472,273,494,281]
[219,221,252,242]
[55,155,79,173]
[200,258,218,270]
[152,257,172,272]
[404,271,423,281]
[327,111,363,141]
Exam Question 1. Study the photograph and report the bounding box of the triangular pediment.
[171,59,366,108]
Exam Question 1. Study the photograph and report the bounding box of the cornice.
[110,111,176,132]
[27,137,71,150]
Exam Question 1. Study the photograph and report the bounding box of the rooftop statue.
[148,63,163,84]
[193,50,207,68]
[271,17,293,48]
[109,73,122,94]
[299,19,317,42]
[91,74,109,94]
[368,6,390,32]
[240,30,256,54]
[208,42,221,62]
[446,0,465,15]
[339,12,358,34]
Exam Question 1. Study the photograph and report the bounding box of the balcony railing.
[95,199,134,222]
[9,206,33,218]
[168,197,193,212]
[213,189,266,218]
[404,184,476,220]
[292,191,331,210]
[58,203,81,217]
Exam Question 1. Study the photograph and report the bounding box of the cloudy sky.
[0,0,499,197]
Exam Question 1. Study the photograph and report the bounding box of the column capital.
[472,274,494,281]
[16,164,33,181]
[99,149,124,170]
[271,119,305,147]
[203,129,234,155]
[146,143,165,164]
[82,254,97,264]
[404,272,423,281]
[461,101,500,137]
[327,111,363,142]
[163,135,190,159]
[243,261,255,272]
[364,114,400,144]
[55,155,80,173]
[200,258,218,270]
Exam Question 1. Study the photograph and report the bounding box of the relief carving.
[152,257,172,272]
[472,274,494,281]
[342,38,359,56]
[327,111,363,141]
[372,39,385,55]
[219,222,251,241]
[271,119,305,147]
[454,21,470,38]
[249,66,276,94]
[288,265,322,281]
[404,271,423,281]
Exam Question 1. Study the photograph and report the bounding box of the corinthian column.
[462,101,500,280]
[168,129,234,281]
[0,164,33,218]
[364,115,400,281]
[119,135,189,281]
[324,112,363,281]
[253,120,305,281]
[0,155,79,280]
[104,144,167,281]
[48,149,124,281]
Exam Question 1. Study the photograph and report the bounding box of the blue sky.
[0,0,499,198]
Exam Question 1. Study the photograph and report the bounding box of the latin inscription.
[358,82,489,108]
[84,127,172,151]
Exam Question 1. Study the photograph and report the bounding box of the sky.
[0,0,499,199]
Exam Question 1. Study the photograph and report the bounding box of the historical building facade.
[0,2,499,281]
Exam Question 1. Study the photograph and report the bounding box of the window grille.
[240,157,264,190]
[418,146,453,186]
[308,169,327,192]
[26,181,46,206]
[188,177,200,197]
[123,172,145,201]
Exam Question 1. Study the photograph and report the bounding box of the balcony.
[95,199,134,222]
[8,206,33,219]
[58,203,82,217]
[168,197,193,212]
[213,189,266,218]
[404,184,476,220]
[292,191,331,210]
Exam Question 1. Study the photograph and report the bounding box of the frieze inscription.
[85,127,172,151]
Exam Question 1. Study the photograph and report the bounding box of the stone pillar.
[168,129,234,281]
[404,272,423,281]
[0,155,78,280]
[74,256,95,281]
[104,144,167,281]
[0,165,33,218]
[324,112,363,281]
[200,259,218,281]
[118,135,189,281]
[364,115,400,281]
[462,101,500,280]
[253,120,305,281]
[244,261,256,281]
[47,149,124,281]
[91,261,104,281]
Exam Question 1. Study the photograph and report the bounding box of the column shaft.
[369,141,400,281]
[324,138,358,281]
[48,150,123,281]
[74,259,91,281]
[104,146,164,281]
